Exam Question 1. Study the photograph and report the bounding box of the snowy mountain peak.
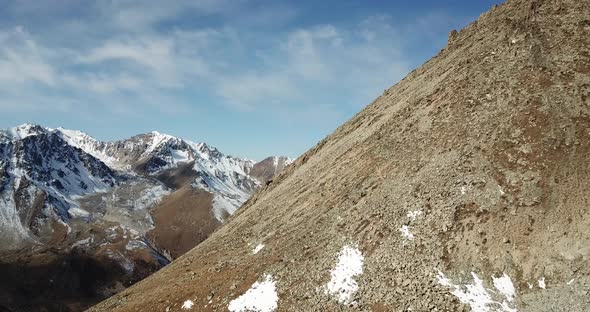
[143,131,184,155]
[149,130,174,139]
[0,123,293,311]
[57,127,98,143]
[271,156,294,167]
[1,124,292,228]
[56,128,102,152]
[4,123,47,140]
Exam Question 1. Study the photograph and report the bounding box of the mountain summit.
[90,0,590,311]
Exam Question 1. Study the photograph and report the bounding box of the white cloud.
[79,38,181,87]
[96,0,241,32]
[0,0,457,127]
[0,27,56,86]
[214,17,410,111]
[284,25,341,81]
[61,73,142,94]
[217,72,296,111]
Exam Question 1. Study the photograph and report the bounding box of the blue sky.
[0,0,502,160]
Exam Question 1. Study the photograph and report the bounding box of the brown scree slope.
[89,0,590,311]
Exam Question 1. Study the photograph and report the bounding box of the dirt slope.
[147,186,219,259]
[89,0,590,311]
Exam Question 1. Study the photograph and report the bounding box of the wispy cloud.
[212,17,412,112]
[0,27,56,86]
[79,38,182,87]
[0,0,473,158]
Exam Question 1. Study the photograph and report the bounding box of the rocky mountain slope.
[0,124,291,312]
[89,0,590,311]
[0,124,120,249]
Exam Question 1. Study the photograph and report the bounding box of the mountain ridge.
[0,123,293,312]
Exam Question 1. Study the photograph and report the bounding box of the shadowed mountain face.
[0,125,291,312]
[89,0,590,311]
[0,248,161,312]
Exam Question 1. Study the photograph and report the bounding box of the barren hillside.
[90,0,590,311]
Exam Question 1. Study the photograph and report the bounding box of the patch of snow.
[253,243,265,254]
[182,300,194,310]
[68,207,90,218]
[407,210,422,221]
[209,194,239,222]
[436,270,517,312]
[399,225,414,240]
[8,124,44,140]
[460,186,468,195]
[284,157,294,166]
[125,239,147,251]
[0,191,31,248]
[325,244,364,304]
[171,148,190,163]
[72,237,92,247]
[538,277,546,289]
[228,274,278,312]
[131,184,170,210]
[492,273,516,302]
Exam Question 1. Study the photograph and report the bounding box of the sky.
[0,0,503,160]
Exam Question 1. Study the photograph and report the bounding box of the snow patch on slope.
[399,225,414,240]
[493,273,516,302]
[538,277,546,289]
[130,184,170,210]
[181,300,194,310]
[68,207,91,218]
[0,190,32,248]
[325,244,364,304]
[436,270,517,312]
[407,210,422,221]
[252,243,265,254]
[228,274,278,312]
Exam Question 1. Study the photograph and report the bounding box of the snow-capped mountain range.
[58,127,264,221]
[0,123,293,250]
[0,124,293,311]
